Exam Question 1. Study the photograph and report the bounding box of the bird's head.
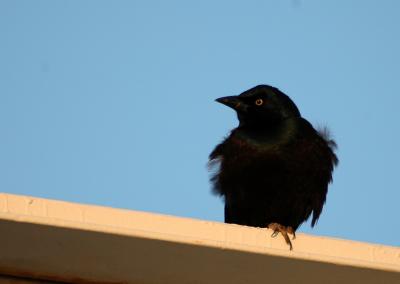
[216,85,301,128]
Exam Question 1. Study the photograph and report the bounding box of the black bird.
[209,85,338,249]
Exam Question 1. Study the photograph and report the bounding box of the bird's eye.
[255,99,264,106]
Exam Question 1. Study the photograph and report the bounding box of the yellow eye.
[255,98,263,106]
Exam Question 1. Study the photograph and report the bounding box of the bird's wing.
[208,137,229,196]
[290,122,338,227]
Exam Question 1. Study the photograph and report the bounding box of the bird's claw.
[271,230,279,238]
[268,223,295,250]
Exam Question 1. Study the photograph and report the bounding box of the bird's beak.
[215,96,247,112]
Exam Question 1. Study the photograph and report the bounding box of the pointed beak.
[215,96,247,112]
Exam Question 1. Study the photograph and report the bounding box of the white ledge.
[0,193,399,283]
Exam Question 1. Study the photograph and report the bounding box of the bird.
[209,85,338,250]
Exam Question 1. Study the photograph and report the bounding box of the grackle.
[209,85,338,250]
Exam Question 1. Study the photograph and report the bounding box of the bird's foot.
[268,223,296,250]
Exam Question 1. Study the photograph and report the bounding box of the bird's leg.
[286,226,296,240]
[267,223,295,250]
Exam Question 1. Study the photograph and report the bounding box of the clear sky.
[1,1,399,247]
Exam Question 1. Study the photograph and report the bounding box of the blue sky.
[1,1,399,246]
